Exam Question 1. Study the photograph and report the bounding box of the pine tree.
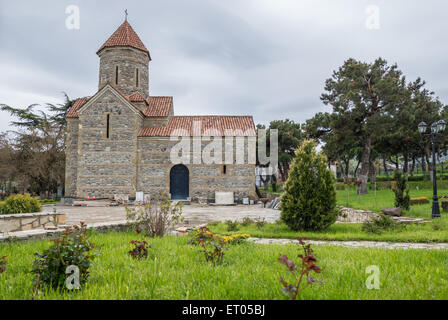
[280,139,338,231]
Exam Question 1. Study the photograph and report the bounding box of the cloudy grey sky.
[0,0,447,132]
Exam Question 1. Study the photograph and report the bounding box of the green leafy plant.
[31,222,101,290]
[278,238,322,300]
[1,193,41,214]
[128,240,151,260]
[225,220,239,232]
[199,237,228,265]
[126,193,183,237]
[240,217,254,227]
[188,226,214,246]
[0,255,7,274]
[362,214,405,234]
[255,217,267,230]
[280,139,338,231]
[393,170,410,210]
[189,226,228,265]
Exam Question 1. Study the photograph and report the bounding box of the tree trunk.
[369,160,376,184]
[344,159,350,182]
[410,156,416,177]
[358,135,371,194]
[354,160,361,177]
[422,154,427,178]
[383,158,389,179]
[403,153,409,181]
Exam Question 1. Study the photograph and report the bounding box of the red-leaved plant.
[278,238,322,300]
[128,240,151,260]
[0,255,7,274]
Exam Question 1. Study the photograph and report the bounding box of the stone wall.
[137,137,256,202]
[0,212,66,233]
[98,47,150,97]
[76,89,142,198]
[65,118,79,197]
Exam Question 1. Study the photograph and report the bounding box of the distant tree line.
[0,94,75,198]
[258,57,448,194]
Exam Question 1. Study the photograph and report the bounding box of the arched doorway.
[170,164,189,200]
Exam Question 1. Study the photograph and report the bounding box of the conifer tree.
[280,139,338,231]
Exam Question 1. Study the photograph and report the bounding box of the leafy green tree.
[0,94,76,196]
[268,119,303,181]
[321,58,407,193]
[280,139,338,231]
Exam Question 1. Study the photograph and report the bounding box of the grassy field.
[208,186,448,243]
[208,217,448,243]
[0,231,447,300]
[336,185,448,218]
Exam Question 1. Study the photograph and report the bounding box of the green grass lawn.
[207,186,448,243]
[208,217,448,243]
[336,185,448,218]
[1,231,447,300]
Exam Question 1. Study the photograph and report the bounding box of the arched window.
[115,66,119,85]
[135,68,139,87]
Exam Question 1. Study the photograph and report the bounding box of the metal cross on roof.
[125,9,128,21]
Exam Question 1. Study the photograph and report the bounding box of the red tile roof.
[66,97,90,118]
[65,84,145,118]
[138,116,256,137]
[145,97,173,117]
[97,21,150,58]
[128,92,146,103]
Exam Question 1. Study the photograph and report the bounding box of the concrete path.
[248,238,448,250]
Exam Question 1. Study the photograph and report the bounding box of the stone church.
[65,19,256,202]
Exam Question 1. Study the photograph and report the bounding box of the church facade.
[64,19,257,202]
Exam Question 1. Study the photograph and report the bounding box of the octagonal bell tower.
[97,18,151,98]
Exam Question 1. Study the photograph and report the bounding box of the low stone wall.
[0,212,66,233]
[0,220,133,242]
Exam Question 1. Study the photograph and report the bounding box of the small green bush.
[393,171,410,210]
[280,139,338,231]
[255,217,267,230]
[31,222,101,291]
[1,194,41,214]
[362,215,405,234]
[240,217,254,227]
[225,220,239,232]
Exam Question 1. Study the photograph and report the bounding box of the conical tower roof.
[97,20,151,59]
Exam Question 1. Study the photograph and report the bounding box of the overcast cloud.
[1,0,447,132]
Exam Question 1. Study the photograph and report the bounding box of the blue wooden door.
[170,164,189,200]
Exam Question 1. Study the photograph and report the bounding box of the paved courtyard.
[43,202,280,227]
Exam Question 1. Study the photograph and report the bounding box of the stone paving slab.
[248,238,448,250]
